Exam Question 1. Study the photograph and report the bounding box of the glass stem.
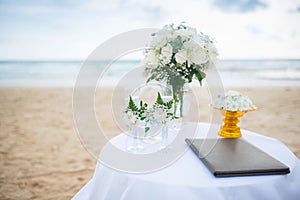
[162,124,168,145]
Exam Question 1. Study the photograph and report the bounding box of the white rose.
[161,43,173,64]
[175,49,188,64]
[145,50,159,68]
[189,46,208,65]
[182,40,208,65]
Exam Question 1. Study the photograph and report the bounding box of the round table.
[73,122,300,200]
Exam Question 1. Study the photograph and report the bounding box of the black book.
[185,138,290,177]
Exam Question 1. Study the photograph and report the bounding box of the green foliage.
[126,96,148,121]
[155,92,173,110]
[145,127,150,133]
[128,96,139,112]
[156,92,164,105]
[195,70,206,86]
[154,92,176,120]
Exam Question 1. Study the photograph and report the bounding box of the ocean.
[0,59,300,87]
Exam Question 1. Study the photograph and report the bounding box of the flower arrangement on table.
[124,92,176,152]
[149,92,176,125]
[212,90,256,138]
[124,96,149,130]
[212,90,256,111]
[144,23,218,117]
[124,92,176,135]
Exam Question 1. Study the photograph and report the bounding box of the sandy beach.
[0,86,299,199]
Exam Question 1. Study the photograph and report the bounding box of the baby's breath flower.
[213,90,255,111]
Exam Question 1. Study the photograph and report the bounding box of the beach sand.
[0,86,299,199]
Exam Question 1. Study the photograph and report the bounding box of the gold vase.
[218,109,255,138]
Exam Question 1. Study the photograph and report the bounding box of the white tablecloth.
[73,123,300,200]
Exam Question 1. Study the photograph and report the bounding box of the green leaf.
[128,96,139,112]
[145,127,150,133]
[165,99,173,109]
[146,73,156,83]
[194,70,206,86]
[156,92,164,105]
[155,92,173,109]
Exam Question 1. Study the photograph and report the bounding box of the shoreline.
[1,79,300,88]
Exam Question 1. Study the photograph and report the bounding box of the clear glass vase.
[126,126,145,153]
[172,85,191,118]
[170,85,191,132]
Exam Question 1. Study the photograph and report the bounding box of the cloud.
[0,0,299,59]
[245,25,263,34]
[213,0,267,13]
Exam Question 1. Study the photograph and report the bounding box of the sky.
[0,0,299,60]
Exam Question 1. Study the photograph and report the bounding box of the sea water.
[0,59,299,87]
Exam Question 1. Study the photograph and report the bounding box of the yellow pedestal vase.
[218,109,256,138]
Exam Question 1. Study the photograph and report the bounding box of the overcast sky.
[0,0,299,60]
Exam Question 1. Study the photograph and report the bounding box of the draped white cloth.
[73,123,300,200]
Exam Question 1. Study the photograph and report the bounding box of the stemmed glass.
[159,123,170,150]
[123,96,146,153]
[126,123,146,153]
[138,83,173,144]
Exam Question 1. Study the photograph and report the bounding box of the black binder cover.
[185,138,290,177]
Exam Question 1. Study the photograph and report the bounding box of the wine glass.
[138,82,173,144]
[123,96,146,153]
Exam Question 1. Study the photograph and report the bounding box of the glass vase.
[172,85,191,118]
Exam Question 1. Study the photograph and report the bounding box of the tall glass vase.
[169,85,191,132]
[172,85,191,118]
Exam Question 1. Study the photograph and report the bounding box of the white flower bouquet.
[124,93,176,151]
[144,23,218,117]
[149,92,175,125]
[212,90,256,111]
[124,92,175,133]
[124,96,149,129]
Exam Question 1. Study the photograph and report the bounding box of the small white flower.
[212,90,255,111]
[124,110,138,126]
[161,43,173,64]
[189,46,208,65]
